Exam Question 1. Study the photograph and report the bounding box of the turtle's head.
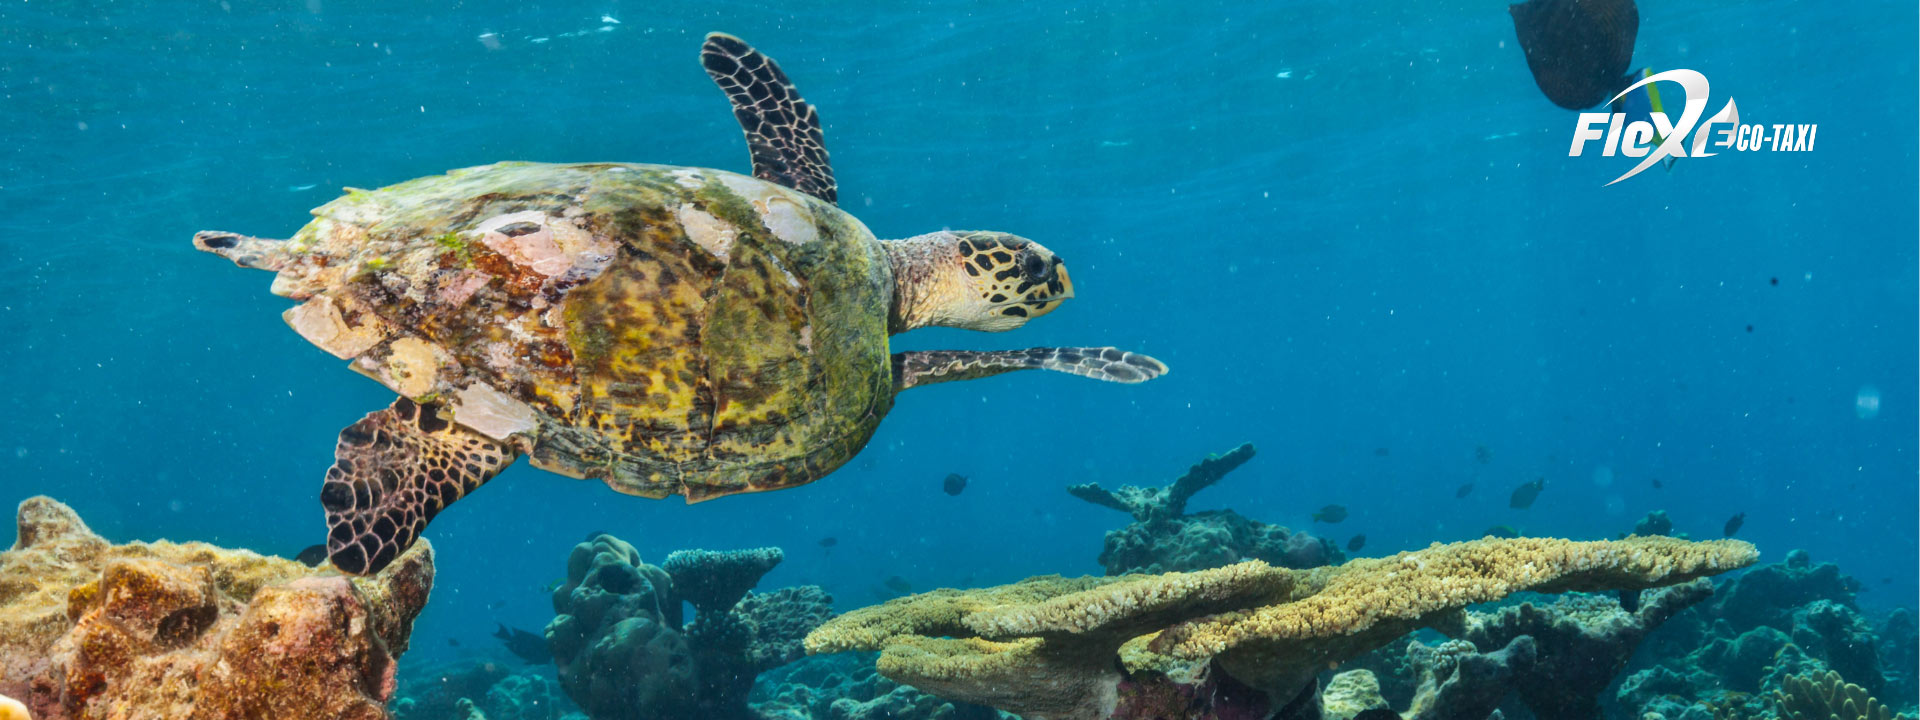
[883,231,1073,333]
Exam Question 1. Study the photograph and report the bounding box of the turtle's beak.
[1054,265,1074,300]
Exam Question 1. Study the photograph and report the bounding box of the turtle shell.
[267,162,895,501]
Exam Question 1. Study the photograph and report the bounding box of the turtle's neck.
[880,232,964,334]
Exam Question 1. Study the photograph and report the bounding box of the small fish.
[1509,478,1546,509]
[1723,512,1746,537]
[287,183,317,192]
[1484,525,1521,539]
[943,473,968,496]
[295,544,328,567]
[448,638,461,647]
[1312,505,1348,523]
[1373,447,1390,457]
[818,537,838,548]
[599,14,621,23]
[1347,535,1367,552]
[883,576,913,595]
[1455,483,1475,499]
[1617,589,1641,613]
[1650,478,1663,490]
[493,623,550,665]
[543,578,566,593]
[1475,445,1494,464]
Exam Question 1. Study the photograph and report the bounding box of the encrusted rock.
[1,496,433,720]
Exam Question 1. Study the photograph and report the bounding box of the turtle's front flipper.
[700,32,837,205]
[320,398,519,575]
[893,348,1168,392]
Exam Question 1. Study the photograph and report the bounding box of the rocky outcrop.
[0,496,433,720]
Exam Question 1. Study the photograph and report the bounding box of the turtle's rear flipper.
[194,230,294,271]
[893,347,1168,392]
[320,397,519,575]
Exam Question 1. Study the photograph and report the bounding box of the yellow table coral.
[805,535,1758,720]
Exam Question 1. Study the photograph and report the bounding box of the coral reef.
[806,535,1757,720]
[1068,443,1341,575]
[1606,549,1920,720]
[1448,578,1715,720]
[546,534,831,720]
[1402,636,1536,720]
[390,657,582,720]
[1321,670,1391,720]
[1776,671,1915,720]
[0,496,433,720]
[752,652,1009,720]
[1709,550,1860,631]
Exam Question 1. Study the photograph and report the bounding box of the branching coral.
[1067,444,1340,575]
[1,496,433,720]
[1774,671,1915,720]
[1068,444,1257,523]
[806,536,1757,720]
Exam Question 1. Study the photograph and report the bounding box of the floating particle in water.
[1312,504,1348,523]
[1592,466,1614,487]
[1650,477,1663,490]
[1723,512,1746,537]
[1475,445,1493,464]
[1275,69,1294,79]
[477,32,502,50]
[1857,385,1882,419]
[1770,277,1779,286]
[1509,478,1546,509]
[1746,325,1754,333]
[600,14,621,23]
[1373,447,1390,457]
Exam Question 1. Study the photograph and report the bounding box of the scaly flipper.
[321,397,519,574]
[893,348,1168,392]
[701,32,837,205]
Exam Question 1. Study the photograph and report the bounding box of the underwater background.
[2,0,1915,712]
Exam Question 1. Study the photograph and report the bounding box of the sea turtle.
[193,33,1167,575]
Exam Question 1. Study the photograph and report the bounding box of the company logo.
[1569,69,1817,185]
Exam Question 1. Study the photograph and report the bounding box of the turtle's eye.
[1020,252,1050,282]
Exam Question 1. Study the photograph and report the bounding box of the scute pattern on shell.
[269,162,895,501]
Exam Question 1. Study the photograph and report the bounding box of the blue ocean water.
[1,0,1914,667]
